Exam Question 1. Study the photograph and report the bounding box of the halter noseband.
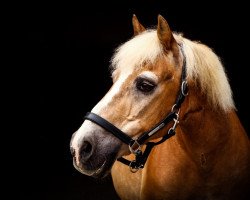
[84,45,188,172]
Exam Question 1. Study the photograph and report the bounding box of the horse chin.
[73,153,117,179]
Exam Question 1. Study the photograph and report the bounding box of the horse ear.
[132,14,146,36]
[157,15,177,51]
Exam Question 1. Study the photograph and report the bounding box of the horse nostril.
[80,141,93,161]
[81,141,92,153]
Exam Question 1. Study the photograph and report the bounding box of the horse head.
[70,15,187,178]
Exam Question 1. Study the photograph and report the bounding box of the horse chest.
[111,157,199,200]
[111,161,143,200]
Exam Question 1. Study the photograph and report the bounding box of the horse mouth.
[73,153,117,178]
[73,160,106,177]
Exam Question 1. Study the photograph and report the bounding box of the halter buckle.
[172,118,179,130]
[168,112,179,135]
[129,140,141,155]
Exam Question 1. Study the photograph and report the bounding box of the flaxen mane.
[111,30,235,111]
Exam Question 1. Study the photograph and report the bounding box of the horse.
[70,14,250,200]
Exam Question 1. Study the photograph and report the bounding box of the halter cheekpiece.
[84,45,188,172]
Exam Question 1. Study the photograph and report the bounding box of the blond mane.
[111,30,235,112]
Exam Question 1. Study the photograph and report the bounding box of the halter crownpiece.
[84,44,188,172]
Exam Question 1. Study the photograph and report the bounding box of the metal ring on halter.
[181,81,188,96]
[129,140,141,155]
[171,104,180,114]
[168,127,175,135]
[129,160,140,173]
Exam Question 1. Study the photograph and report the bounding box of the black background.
[12,1,249,199]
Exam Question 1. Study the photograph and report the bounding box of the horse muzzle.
[70,127,121,178]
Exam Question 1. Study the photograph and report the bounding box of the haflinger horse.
[70,15,250,200]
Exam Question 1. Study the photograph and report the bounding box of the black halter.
[84,46,188,172]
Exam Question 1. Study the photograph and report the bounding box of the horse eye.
[136,78,156,93]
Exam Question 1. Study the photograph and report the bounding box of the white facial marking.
[92,70,132,114]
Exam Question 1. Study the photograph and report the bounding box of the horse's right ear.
[132,14,146,36]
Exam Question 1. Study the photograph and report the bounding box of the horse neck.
[177,85,248,160]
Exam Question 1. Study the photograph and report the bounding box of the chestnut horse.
[70,15,250,200]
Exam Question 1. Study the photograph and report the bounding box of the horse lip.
[72,158,111,178]
[91,156,117,178]
[73,160,85,174]
[89,160,107,176]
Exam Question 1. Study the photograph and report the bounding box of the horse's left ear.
[157,15,178,52]
[132,14,146,36]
